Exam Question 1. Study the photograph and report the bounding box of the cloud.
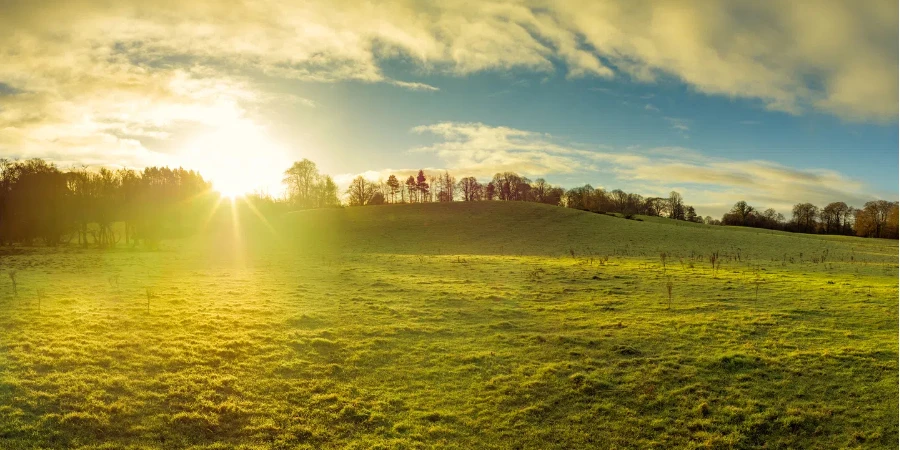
[0,0,894,193]
[644,104,660,112]
[1,1,894,121]
[407,121,880,216]
[664,117,691,137]
[411,122,597,178]
[389,80,440,91]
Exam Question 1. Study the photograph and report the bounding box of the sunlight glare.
[181,120,291,198]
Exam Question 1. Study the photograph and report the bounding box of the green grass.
[0,202,897,448]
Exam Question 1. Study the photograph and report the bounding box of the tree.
[644,197,668,217]
[685,206,698,223]
[791,203,819,233]
[386,175,400,204]
[416,170,429,203]
[346,176,377,206]
[668,191,685,220]
[722,200,755,226]
[485,182,496,200]
[887,203,899,239]
[821,202,849,234]
[610,189,628,213]
[544,187,565,206]
[282,159,319,208]
[314,175,339,207]
[428,174,437,202]
[531,178,549,203]
[405,176,417,203]
[439,171,455,202]
[492,172,527,201]
[457,177,482,201]
[855,200,896,238]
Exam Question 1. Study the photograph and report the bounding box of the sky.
[0,0,897,216]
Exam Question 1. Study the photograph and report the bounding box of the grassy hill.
[0,201,896,448]
[279,201,896,262]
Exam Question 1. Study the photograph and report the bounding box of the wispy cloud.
[411,122,592,178]
[645,104,660,112]
[389,80,440,92]
[664,117,691,138]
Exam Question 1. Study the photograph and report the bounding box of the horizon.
[0,2,898,446]
[1,1,897,217]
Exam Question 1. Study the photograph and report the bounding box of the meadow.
[0,202,897,448]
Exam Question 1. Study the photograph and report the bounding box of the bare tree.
[792,203,819,233]
[282,159,319,208]
[457,176,481,201]
[668,191,685,220]
[346,176,376,206]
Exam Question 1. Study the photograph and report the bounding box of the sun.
[181,120,291,198]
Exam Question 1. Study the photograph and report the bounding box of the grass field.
[0,202,897,448]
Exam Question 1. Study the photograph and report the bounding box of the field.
[0,202,897,448]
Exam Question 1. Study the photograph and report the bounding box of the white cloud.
[1,0,894,122]
[389,80,440,91]
[0,0,894,195]
[411,122,595,178]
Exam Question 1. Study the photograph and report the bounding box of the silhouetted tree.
[416,170,429,202]
[405,176,417,203]
[283,159,319,208]
[668,191,685,220]
[313,175,340,208]
[457,177,481,201]
[386,175,400,203]
[685,206,698,223]
[821,202,850,235]
[439,171,455,202]
[792,203,819,233]
[485,182,496,200]
[346,176,377,206]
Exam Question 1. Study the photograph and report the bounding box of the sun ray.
[239,196,281,240]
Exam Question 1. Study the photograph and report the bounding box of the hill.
[0,200,896,448]
[279,201,897,263]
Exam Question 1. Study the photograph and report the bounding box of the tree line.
[339,166,898,239]
[343,169,702,222]
[716,199,899,239]
[0,158,214,247]
[1,157,896,247]
[343,170,566,207]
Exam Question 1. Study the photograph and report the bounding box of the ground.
[0,202,897,448]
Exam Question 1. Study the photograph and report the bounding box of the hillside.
[279,201,897,263]
[0,200,896,448]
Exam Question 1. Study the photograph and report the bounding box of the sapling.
[665,277,674,310]
[753,266,762,301]
[8,270,17,298]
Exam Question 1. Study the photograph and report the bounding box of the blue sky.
[0,0,896,216]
